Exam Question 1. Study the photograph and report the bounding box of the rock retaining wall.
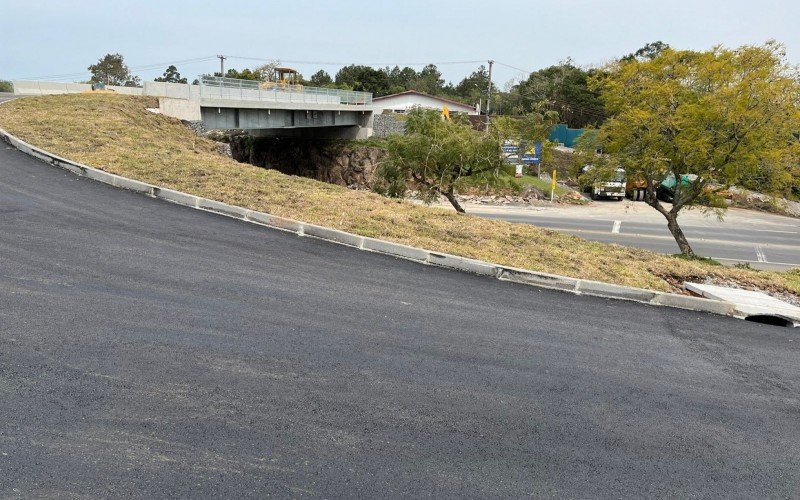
[230,136,388,189]
[373,114,406,138]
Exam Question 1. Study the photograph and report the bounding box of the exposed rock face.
[229,136,388,189]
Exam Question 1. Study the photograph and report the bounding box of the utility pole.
[485,60,494,133]
[217,54,227,77]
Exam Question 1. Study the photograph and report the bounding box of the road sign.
[521,154,539,165]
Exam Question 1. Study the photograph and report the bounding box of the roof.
[373,90,476,111]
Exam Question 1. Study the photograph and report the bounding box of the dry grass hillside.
[1,94,797,297]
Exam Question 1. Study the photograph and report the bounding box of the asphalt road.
[468,202,800,271]
[1,143,799,497]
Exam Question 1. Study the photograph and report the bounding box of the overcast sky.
[2,0,798,87]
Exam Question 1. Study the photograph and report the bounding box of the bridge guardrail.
[199,76,372,106]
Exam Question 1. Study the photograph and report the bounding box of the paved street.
[1,144,799,497]
[467,201,800,271]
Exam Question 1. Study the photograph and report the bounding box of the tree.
[0,80,12,93]
[224,68,259,80]
[492,110,560,168]
[309,69,333,86]
[454,65,491,108]
[622,41,670,62]
[154,65,187,83]
[384,65,418,94]
[335,65,391,95]
[512,60,606,127]
[410,64,445,95]
[583,42,800,257]
[88,53,140,87]
[384,108,502,212]
[253,60,282,82]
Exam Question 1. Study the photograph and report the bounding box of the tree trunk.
[442,188,466,213]
[664,211,695,257]
[644,183,695,257]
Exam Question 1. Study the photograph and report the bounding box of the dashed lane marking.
[755,245,767,263]
[611,220,621,234]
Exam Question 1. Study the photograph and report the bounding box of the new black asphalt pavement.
[1,144,799,497]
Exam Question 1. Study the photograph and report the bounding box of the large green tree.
[88,53,140,87]
[154,65,187,83]
[383,65,419,94]
[335,65,391,95]
[513,60,606,127]
[384,108,502,212]
[309,69,333,86]
[453,65,491,109]
[410,64,445,95]
[584,42,800,256]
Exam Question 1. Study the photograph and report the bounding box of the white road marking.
[755,245,767,263]
[714,257,799,267]
[753,229,799,234]
[611,220,621,234]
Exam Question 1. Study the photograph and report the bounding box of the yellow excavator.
[259,67,303,92]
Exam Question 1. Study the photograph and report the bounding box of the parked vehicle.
[626,174,648,201]
[580,165,626,201]
[656,173,698,202]
[625,173,699,202]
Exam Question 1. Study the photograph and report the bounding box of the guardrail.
[199,76,372,106]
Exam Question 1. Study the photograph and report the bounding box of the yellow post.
[550,170,557,201]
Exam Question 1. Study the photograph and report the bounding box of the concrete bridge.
[12,78,375,138]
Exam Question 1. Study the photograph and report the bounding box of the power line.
[494,61,533,75]
[17,56,218,81]
[227,55,486,67]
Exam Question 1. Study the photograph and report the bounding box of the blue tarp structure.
[549,124,585,148]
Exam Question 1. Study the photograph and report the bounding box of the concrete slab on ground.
[685,282,800,327]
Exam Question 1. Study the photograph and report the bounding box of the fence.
[11,77,373,107]
[199,76,372,106]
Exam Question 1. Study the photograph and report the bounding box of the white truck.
[580,166,627,201]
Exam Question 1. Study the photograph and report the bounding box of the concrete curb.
[0,122,741,320]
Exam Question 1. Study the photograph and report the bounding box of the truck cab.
[580,166,627,201]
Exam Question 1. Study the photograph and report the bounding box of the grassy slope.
[1,94,797,296]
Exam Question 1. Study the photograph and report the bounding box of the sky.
[2,0,799,88]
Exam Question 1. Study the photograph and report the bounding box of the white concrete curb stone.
[0,118,745,322]
[576,280,657,302]
[302,224,365,249]
[428,253,501,277]
[362,238,430,263]
[499,267,580,292]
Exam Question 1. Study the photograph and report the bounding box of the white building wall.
[372,94,476,115]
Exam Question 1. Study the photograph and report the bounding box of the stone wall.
[230,136,388,189]
[373,114,406,138]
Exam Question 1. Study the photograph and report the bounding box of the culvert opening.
[745,315,794,328]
